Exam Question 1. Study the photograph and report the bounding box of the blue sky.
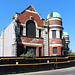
[0,0,75,52]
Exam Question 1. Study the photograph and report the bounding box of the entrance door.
[39,47,42,57]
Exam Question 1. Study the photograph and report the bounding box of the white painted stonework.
[18,42,42,46]
[0,21,17,57]
[44,28,48,56]
[56,30,60,38]
[46,18,62,22]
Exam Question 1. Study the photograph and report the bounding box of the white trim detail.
[26,10,38,14]
[49,25,62,27]
[46,18,62,22]
[26,10,42,20]
[37,27,44,30]
[30,5,37,12]
[25,19,38,28]
[18,42,42,46]
[52,54,58,56]
[65,40,69,41]
[63,35,69,37]
[50,28,63,31]
[50,44,63,46]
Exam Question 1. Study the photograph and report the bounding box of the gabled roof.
[14,5,44,27]
[16,5,37,15]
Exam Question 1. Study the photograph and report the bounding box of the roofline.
[15,5,36,15]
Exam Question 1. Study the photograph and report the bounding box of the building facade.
[0,5,70,57]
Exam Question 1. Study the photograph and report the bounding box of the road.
[34,69,75,75]
[8,67,75,75]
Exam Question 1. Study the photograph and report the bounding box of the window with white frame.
[53,47,57,54]
[60,31,62,39]
[52,30,56,38]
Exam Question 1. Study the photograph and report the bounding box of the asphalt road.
[8,67,75,75]
[35,69,75,75]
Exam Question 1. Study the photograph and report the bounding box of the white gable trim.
[26,10,42,20]
[26,10,38,14]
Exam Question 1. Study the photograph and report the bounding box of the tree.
[68,50,75,56]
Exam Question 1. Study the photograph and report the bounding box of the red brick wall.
[16,6,44,27]
[50,46,53,56]
[50,39,63,44]
[50,46,62,56]
[19,36,44,44]
[57,46,62,55]
[47,20,62,25]
[18,36,44,57]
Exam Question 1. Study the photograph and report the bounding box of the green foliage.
[20,53,25,57]
[12,72,16,74]
[20,49,36,58]
[40,36,43,38]
[51,68,55,70]
[68,50,72,55]
[68,50,75,56]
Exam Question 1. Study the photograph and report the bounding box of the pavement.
[7,67,75,75]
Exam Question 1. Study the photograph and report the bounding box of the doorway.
[39,47,42,57]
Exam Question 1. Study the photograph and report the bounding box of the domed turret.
[45,12,63,56]
[46,12,61,20]
[62,32,70,56]
[46,12,62,26]
[63,32,69,36]
[63,32,69,41]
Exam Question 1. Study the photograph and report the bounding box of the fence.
[0,56,75,74]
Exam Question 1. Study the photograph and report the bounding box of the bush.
[20,53,25,57]
[20,49,36,58]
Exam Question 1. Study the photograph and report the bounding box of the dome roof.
[46,12,61,19]
[63,32,69,36]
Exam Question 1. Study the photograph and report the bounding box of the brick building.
[0,5,70,57]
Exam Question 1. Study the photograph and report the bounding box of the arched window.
[26,20,36,37]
